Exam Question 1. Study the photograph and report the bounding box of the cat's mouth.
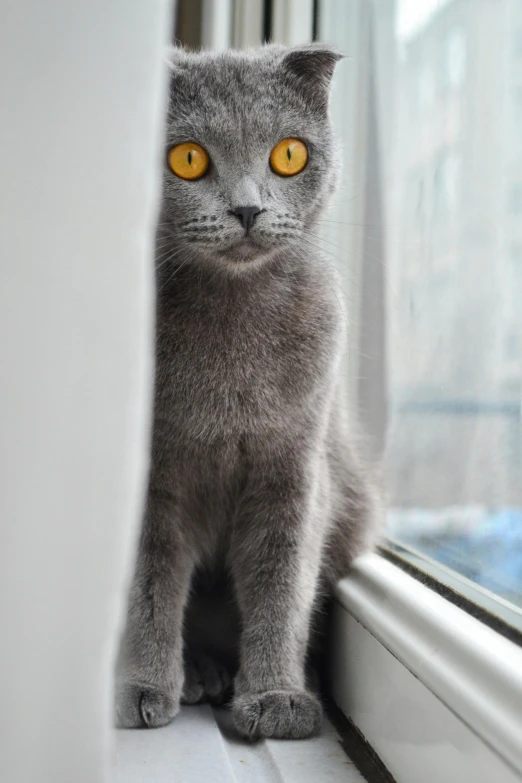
[220,234,267,263]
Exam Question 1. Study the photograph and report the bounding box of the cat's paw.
[182,652,232,705]
[232,689,323,740]
[115,682,179,728]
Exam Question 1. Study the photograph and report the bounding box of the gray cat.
[116,43,380,741]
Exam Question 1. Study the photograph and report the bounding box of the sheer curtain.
[0,2,171,781]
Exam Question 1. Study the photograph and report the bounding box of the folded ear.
[165,44,191,75]
[280,43,344,112]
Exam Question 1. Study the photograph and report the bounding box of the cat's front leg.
[115,490,195,728]
[230,445,326,740]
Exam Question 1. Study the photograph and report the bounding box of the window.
[417,65,436,111]
[508,183,522,214]
[365,0,521,615]
[515,28,522,59]
[319,3,522,781]
[318,0,522,620]
[445,28,466,88]
[505,331,520,361]
[433,150,461,218]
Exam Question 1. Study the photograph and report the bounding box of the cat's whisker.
[304,228,389,275]
[301,228,358,258]
[155,244,192,274]
[155,241,180,256]
[317,218,394,230]
[155,246,187,267]
[308,228,401,310]
[298,232,355,281]
[285,239,351,333]
[157,255,194,293]
[301,231,401,324]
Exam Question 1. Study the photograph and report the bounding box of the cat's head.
[159,43,343,270]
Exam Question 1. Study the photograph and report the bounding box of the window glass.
[386,0,522,609]
[417,66,436,110]
[320,0,522,614]
[445,28,466,88]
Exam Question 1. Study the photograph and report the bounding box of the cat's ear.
[280,43,344,113]
[165,45,192,76]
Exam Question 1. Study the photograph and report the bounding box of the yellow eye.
[167,142,209,180]
[270,138,308,177]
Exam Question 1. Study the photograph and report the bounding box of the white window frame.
[332,553,522,783]
[271,0,315,45]
[201,0,234,51]
[231,0,264,49]
[201,0,264,51]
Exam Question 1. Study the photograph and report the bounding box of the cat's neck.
[156,246,313,300]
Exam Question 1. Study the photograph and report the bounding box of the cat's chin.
[215,237,274,269]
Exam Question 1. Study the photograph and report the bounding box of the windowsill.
[116,705,366,782]
[331,553,522,783]
[116,554,522,783]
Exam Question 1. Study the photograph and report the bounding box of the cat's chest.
[155,277,331,438]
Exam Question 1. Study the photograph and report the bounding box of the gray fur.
[116,43,380,740]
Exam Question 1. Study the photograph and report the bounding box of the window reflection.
[387,0,522,608]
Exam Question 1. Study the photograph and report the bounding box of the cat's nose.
[231,205,262,231]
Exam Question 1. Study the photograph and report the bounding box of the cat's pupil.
[287,147,291,161]
[187,151,192,165]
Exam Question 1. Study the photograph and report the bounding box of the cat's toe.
[181,661,205,705]
[182,652,232,705]
[140,688,179,728]
[116,682,179,728]
[232,689,323,740]
[201,656,232,705]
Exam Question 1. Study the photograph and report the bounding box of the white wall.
[0,2,171,781]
